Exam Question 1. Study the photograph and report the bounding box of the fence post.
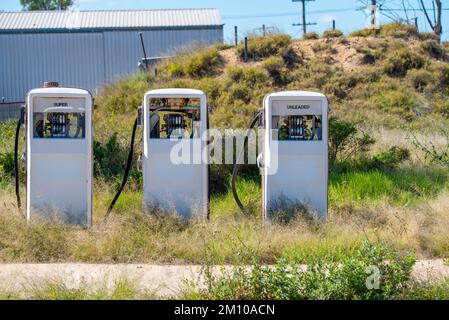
[234,26,238,46]
[262,24,266,37]
[332,20,336,31]
[244,37,248,62]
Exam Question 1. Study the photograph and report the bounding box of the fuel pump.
[19,82,93,226]
[232,91,329,220]
[143,89,209,219]
[106,89,210,220]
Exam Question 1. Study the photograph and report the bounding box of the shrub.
[355,46,383,64]
[369,146,410,170]
[281,46,302,68]
[299,60,337,89]
[350,28,377,37]
[380,23,418,39]
[371,89,420,119]
[262,56,284,72]
[431,98,449,117]
[302,32,319,40]
[418,32,440,41]
[161,47,223,79]
[95,73,149,115]
[0,152,14,177]
[420,40,446,59]
[406,69,434,91]
[225,66,270,89]
[93,133,136,181]
[323,29,343,38]
[328,118,375,163]
[237,34,292,61]
[0,121,25,180]
[382,49,425,77]
[427,63,449,93]
[184,47,223,78]
[413,129,449,166]
[262,56,286,86]
[311,41,331,53]
[193,241,416,300]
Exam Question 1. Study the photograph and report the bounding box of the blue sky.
[1,0,447,41]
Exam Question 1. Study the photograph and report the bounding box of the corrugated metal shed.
[0,9,222,32]
[0,9,223,105]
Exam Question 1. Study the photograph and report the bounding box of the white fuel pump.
[23,83,93,226]
[142,89,209,219]
[261,91,329,219]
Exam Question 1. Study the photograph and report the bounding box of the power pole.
[292,0,317,35]
[370,0,377,27]
[234,26,238,46]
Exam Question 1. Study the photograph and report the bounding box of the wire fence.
[0,102,24,122]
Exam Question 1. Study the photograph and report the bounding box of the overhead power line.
[222,8,354,20]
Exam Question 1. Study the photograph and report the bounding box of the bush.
[380,23,418,39]
[193,241,416,300]
[323,29,343,38]
[420,40,446,59]
[431,98,449,117]
[371,89,420,119]
[418,32,440,41]
[184,48,224,78]
[0,152,14,177]
[237,34,292,61]
[225,66,270,89]
[413,129,449,166]
[262,56,287,86]
[0,121,24,180]
[162,47,223,79]
[302,32,319,40]
[382,49,425,77]
[311,41,331,53]
[351,24,417,39]
[406,69,434,91]
[93,133,136,181]
[281,46,303,68]
[350,28,377,37]
[427,63,449,93]
[328,118,375,163]
[369,146,410,170]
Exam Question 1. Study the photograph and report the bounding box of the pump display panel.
[33,112,85,139]
[272,115,322,141]
[149,98,201,139]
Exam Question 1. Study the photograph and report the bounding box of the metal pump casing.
[261,91,329,219]
[142,88,209,219]
[26,86,93,226]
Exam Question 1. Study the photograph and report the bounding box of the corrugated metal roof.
[0,9,222,32]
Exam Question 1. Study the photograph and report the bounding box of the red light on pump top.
[43,82,59,88]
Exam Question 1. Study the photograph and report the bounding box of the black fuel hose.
[14,107,25,217]
[104,117,138,221]
[231,110,263,215]
[104,106,167,221]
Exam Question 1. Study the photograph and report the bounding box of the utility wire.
[222,8,354,20]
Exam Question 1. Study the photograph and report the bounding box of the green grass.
[211,176,261,218]
[402,280,449,300]
[329,167,449,207]
[0,279,156,300]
